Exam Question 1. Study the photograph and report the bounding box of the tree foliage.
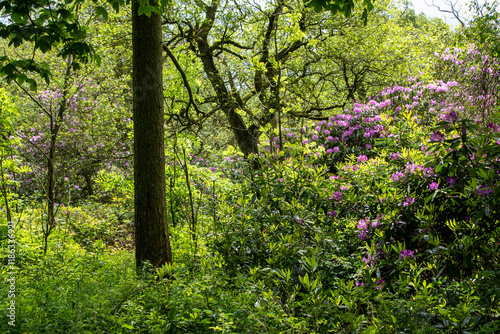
[162,0,450,156]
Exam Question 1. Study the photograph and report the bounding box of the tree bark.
[192,2,260,157]
[132,0,172,269]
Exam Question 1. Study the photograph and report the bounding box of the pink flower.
[357,219,368,230]
[391,171,405,182]
[357,155,368,162]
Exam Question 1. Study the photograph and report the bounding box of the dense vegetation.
[1,0,499,333]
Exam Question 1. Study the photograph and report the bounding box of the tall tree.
[132,0,172,268]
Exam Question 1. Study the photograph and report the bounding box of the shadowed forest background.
[0,0,500,332]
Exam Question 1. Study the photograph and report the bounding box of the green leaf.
[477,168,488,180]
[112,1,120,13]
[10,11,25,23]
[137,5,152,17]
[363,0,374,11]
[26,78,37,91]
[96,6,108,21]
[37,36,52,53]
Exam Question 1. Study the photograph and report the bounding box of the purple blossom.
[331,191,343,201]
[342,130,352,138]
[375,279,385,290]
[424,167,436,177]
[406,163,423,174]
[391,171,405,182]
[430,131,445,142]
[362,254,375,267]
[357,219,369,241]
[364,130,374,138]
[447,176,458,186]
[389,152,401,160]
[429,182,439,190]
[444,111,458,122]
[400,249,415,259]
[477,186,493,197]
[403,197,416,206]
[487,122,498,131]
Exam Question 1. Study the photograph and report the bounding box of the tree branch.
[163,44,204,116]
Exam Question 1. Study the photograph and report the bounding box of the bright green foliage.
[461,0,500,57]
[305,0,374,24]
[0,88,21,224]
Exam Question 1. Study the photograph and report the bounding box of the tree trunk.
[43,55,72,255]
[132,0,172,269]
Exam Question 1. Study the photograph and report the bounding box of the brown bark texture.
[132,0,172,269]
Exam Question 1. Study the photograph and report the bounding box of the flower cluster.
[357,218,381,240]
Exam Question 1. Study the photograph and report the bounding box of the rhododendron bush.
[15,79,132,202]
[208,46,500,332]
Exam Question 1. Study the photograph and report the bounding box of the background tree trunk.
[132,0,172,269]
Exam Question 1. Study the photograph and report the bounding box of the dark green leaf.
[96,6,109,21]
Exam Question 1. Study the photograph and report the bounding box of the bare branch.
[163,44,204,116]
[425,0,466,27]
